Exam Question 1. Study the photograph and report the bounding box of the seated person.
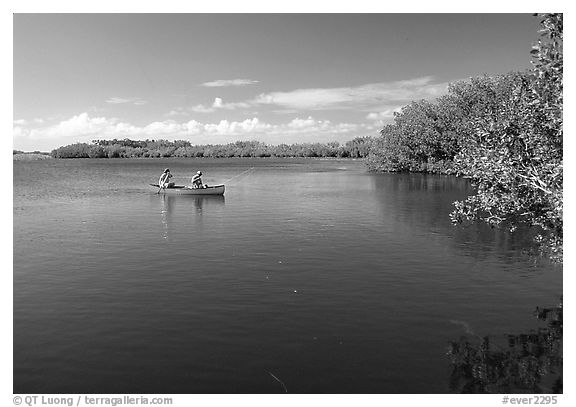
[191,170,207,188]
[158,168,175,188]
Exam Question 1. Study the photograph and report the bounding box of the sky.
[13,13,544,151]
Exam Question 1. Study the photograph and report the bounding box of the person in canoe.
[158,168,175,189]
[190,170,207,189]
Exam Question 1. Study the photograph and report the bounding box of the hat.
[164,168,170,173]
[197,171,202,175]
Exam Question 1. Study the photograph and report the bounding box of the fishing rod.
[223,167,255,184]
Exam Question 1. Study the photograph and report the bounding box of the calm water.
[13,158,562,393]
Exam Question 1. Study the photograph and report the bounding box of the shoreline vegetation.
[42,138,373,160]
[13,151,53,160]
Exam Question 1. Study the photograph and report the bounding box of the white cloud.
[184,120,204,135]
[252,77,449,111]
[13,113,117,151]
[13,126,28,139]
[13,118,46,126]
[287,116,330,129]
[29,113,112,139]
[170,98,251,115]
[13,113,378,151]
[106,97,147,105]
[189,105,216,114]
[203,118,273,135]
[211,97,250,110]
[366,107,403,121]
[167,76,447,119]
[201,79,259,87]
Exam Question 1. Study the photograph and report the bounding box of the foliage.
[13,151,52,160]
[450,13,563,261]
[342,137,370,158]
[368,14,563,261]
[50,143,92,158]
[447,299,562,393]
[366,97,467,173]
[50,138,374,160]
[366,70,537,174]
[14,150,50,155]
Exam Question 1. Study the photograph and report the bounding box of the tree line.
[368,13,562,261]
[50,138,373,159]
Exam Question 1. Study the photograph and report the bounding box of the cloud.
[287,117,328,129]
[23,113,114,139]
[167,76,447,119]
[168,76,447,118]
[212,98,225,108]
[13,118,46,126]
[14,112,379,151]
[201,79,259,87]
[203,118,272,135]
[106,97,147,105]
[252,77,449,111]
[189,105,216,114]
[366,107,403,121]
[210,97,250,110]
[169,98,251,115]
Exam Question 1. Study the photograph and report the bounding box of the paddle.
[157,183,164,194]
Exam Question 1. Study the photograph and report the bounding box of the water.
[13,158,562,393]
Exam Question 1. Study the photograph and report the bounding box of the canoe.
[150,184,225,195]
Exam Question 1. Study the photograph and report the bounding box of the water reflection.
[447,299,563,393]
[369,173,469,230]
[188,195,226,215]
[369,173,550,265]
[159,195,175,240]
[155,194,225,215]
[154,195,226,238]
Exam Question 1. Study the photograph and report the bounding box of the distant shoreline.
[13,153,53,161]
[13,154,364,161]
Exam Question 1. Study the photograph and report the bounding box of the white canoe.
[150,184,225,195]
